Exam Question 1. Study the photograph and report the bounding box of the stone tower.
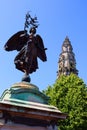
[57,36,78,78]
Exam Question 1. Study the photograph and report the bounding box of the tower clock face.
[62,46,68,51]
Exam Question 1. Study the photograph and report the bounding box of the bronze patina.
[4,12,47,82]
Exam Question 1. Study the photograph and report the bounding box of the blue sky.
[0,0,87,95]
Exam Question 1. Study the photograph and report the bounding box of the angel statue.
[4,12,47,82]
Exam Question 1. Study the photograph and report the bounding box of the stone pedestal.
[0,82,67,130]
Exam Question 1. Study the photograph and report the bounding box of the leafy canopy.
[43,74,87,130]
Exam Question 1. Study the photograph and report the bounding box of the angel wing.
[4,30,28,51]
[36,34,47,61]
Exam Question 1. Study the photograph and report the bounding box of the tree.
[43,74,87,130]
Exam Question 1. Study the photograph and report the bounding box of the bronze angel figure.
[4,13,47,82]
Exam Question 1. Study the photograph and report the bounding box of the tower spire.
[57,36,78,78]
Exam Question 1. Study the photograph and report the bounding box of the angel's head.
[29,27,36,35]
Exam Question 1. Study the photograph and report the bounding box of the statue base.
[0,82,67,129]
[0,81,49,104]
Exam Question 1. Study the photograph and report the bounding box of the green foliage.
[43,74,87,130]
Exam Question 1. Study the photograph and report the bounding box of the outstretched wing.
[36,34,47,61]
[4,30,28,51]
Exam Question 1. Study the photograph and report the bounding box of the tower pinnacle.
[57,37,78,78]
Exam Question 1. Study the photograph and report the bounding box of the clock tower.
[57,36,78,78]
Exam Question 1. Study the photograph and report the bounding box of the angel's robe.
[14,35,39,74]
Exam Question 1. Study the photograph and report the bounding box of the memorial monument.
[0,13,67,130]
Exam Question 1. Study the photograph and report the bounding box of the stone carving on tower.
[57,36,78,78]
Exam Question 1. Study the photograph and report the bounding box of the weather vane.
[4,12,47,82]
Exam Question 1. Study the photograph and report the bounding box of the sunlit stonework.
[57,36,78,78]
